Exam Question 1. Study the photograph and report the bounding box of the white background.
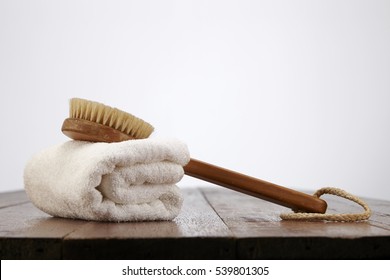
[1,0,389,201]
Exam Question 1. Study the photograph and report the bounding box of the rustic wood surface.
[0,187,389,259]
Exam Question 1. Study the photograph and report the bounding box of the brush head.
[61,98,154,142]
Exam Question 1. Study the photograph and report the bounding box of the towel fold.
[23,138,190,222]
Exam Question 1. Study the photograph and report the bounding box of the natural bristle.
[69,98,154,139]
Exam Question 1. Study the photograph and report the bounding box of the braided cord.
[280,187,371,222]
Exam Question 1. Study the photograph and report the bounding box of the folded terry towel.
[24,138,190,222]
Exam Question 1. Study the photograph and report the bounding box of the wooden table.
[1,187,389,259]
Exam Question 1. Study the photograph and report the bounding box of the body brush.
[62,98,327,213]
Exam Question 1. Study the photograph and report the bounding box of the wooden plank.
[202,187,390,237]
[0,190,29,208]
[0,238,63,259]
[0,188,234,259]
[2,188,390,259]
[0,202,88,259]
[320,194,390,231]
[63,187,235,259]
[0,203,86,238]
[236,236,390,259]
[202,187,390,259]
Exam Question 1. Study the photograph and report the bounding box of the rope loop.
[280,187,371,222]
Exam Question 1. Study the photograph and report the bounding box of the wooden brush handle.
[184,158,327,213]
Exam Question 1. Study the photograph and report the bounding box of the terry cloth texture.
[24,138,190,222]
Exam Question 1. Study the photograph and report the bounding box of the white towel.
[23,138,190,222]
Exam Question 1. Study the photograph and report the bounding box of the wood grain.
[1,187,389,259]
[201,187,390,259]
[320,193,390,231]
[63,188,235,259]
[0,203,86,259]
[0,190,29,208]
[201,187,390,237]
